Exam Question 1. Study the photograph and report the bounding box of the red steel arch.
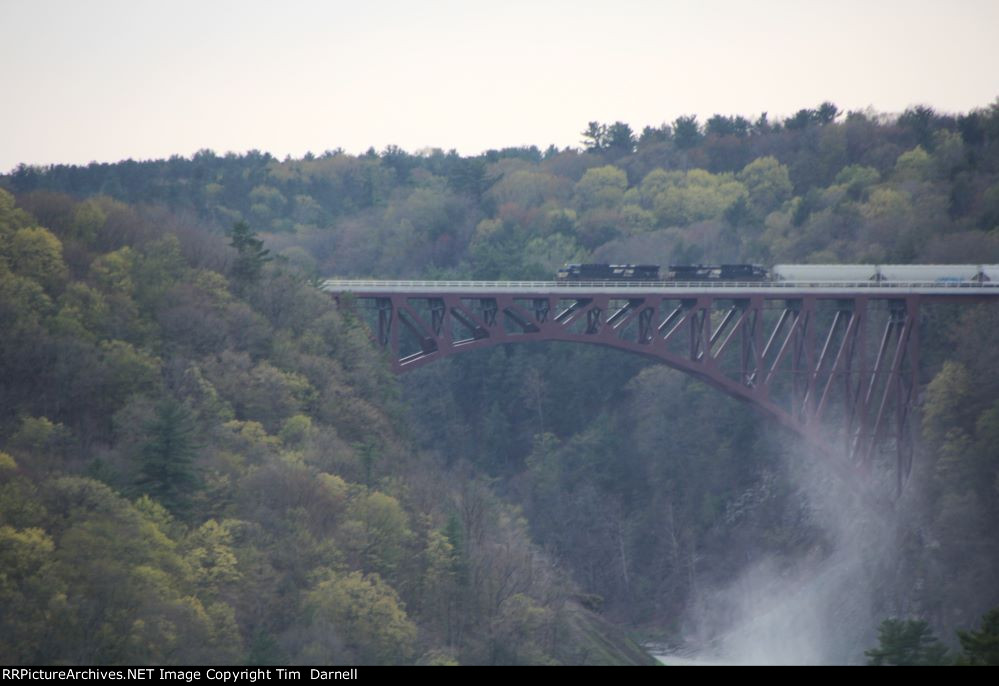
[326,283,995,493]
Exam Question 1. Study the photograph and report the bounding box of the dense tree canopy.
[0,186,643,665]
[3,98,999,664]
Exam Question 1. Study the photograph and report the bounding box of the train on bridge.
[324,262,999,489]
[555,263,999,283]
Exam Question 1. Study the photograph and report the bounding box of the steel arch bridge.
[323,278,999,490]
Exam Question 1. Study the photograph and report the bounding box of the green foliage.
[672,114,701,149]
[279,413,315,447]
[0,260,53,334]
[521,233,588,278]
[0,188,33,238]
[0,476,244,664]
[302,570,417,664]
[957,607,999,665]
[865,618,950,665]
[420,528,460,643]
[488,593,556,665]
[342,490,412,576]
[0,189,603,666]
[228,221,271,288]
[8,417,71,474]
[574,165,628,210]
[923,361,973,447]
[51,283,109,341]
[581,121,607,152]
[645,168,748,226]
[894,146,933,181]
[71,198,107,244]
[203,353,316,433]
[3,226,68,293]
[488,169,568,209]
[90,246,137,295]
[706,114,751,137]
[98,339,162,400]
[898,105,938,148]
[0,524,60,663]
[185,518,242,596]
[604,122,637,156]
[738,156,793,218]
[136,399,201,515]
[980,182,999,230]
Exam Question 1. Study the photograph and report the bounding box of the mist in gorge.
[667,441,901,665]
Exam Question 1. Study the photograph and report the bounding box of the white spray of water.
[663,442,904,665]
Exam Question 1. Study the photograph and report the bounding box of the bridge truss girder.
[343,290,922,491]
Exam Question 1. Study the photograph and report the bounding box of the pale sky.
[2,0,997,171]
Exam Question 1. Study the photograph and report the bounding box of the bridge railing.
[322,279,999,290]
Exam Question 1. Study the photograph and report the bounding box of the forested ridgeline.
[8,102,999,278]
[3,100,999,663]
[0,189,652,665]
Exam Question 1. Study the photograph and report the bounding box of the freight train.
[555,263,999,283]
[555,263,772,281]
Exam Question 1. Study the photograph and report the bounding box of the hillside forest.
[3,100,999,664]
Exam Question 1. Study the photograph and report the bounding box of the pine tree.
[228,220,271,289]
[958,608,999,665]
[136,398,200,514]
[865,618,950,665]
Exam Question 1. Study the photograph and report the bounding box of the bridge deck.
[322,279,999,298]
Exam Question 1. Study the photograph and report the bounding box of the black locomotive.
[556,263,768,281]
[556,264,661,280]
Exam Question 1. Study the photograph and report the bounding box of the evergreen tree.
[135,398,200,514]
[816,101,841,125]
[581,121,607,152]
[228,220,271,288]
[672,115,702,149]
[865,619,950,665]
[605,121,636,156]
[958,608,999,665]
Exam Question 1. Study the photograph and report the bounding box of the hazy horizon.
[3,0,998,171]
